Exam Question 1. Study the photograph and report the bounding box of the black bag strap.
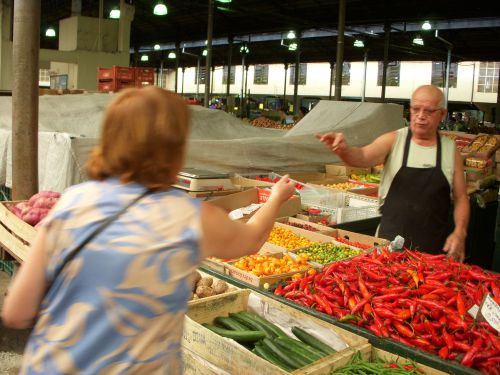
[48,189,151,289]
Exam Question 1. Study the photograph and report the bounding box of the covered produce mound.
[0,93,402,191]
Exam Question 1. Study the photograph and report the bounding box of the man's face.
[409,89,447,139]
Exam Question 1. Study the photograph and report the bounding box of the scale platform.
[173,168,235,192]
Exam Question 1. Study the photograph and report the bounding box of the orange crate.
[135,67,155,81]
[98,66,135,81]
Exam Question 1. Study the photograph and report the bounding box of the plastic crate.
[98,66,135,81]
[135,80,154,88]
[135,67,155,81]
[98,80,136,93]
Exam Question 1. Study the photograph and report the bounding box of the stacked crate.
[135,67,155,87]
[97,66,135,92]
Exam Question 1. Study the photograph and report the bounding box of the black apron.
[378,129,451,254]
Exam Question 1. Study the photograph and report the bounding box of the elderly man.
[316,85,469,261]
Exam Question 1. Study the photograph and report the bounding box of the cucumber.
[274,339,316,365]
[291,326,337,356]
[252,344,294,372]
[237,311,287,338]
[261,337,304,369]
[214,316,248,331]
[275,336,325,361]
[202,324,266,343]
[229,312,274,339]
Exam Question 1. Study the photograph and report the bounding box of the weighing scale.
[173,168,235,192]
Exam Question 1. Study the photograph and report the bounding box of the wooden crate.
[276,216,336,236]
[372,348,448,375]
[224,252,316,288]
[269,222,336,250]
[0,201,36,263]
[183,289,371,375]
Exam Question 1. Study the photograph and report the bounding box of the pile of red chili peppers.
[274,249,500,374]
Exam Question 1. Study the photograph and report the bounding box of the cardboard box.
[308,178,378,197]
[210,188,301,221]
[276,216,336,236]
[328,228,389,248]
[465,165,494,182]
[325,164,371,177]
[280,172,327,183]
[230,175,274,190]
[183,289,370,375]
[271,221,337,247]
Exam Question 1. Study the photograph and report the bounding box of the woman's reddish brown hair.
[86,86,190,189]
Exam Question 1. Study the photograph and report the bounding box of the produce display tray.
[0,201,36,263]
[183,288,370,375]
[199,266,484,375]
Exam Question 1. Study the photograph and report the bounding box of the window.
[332,62,351,86]
[195,66,206,84]
[253,64,269,85]
[222,65,235,85]
[377,61,400,86]
[477,62,499,93]
[289,63,307,85]
[39,69,50,86]
[431,62,458,88]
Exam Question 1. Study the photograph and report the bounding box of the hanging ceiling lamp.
[45,26,56,37]
[413,35,424,45]
[109,8,120,19]
[287,30,296,39]
[202,49,208,56]
[168,51,176,59]
[154,44,161,51]
[421,20,432,30]
[288,42,298,51]
[141,54,149,62]
[353,39,364,48]
[153,1,168,16]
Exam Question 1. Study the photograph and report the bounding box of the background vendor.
[316,85,470,262]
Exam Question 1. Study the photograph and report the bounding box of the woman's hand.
[270,175,296,203]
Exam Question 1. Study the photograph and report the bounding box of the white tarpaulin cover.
[0,93,402,192]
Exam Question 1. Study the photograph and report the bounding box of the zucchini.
[252,344,294,372]
[229,312,274,338]
[274,339,316,365]
[291,326,337,356]
[214,316,248,331]
[275,336,324,360]
[261,337,304,369]
[237,311,287,338]
[202,324,266,343]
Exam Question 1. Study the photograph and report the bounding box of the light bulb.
[422,21,432,30]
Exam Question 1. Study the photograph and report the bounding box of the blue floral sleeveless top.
[21,178,201,374]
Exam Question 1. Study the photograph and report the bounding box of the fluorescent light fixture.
[202,49,207,56]
[153,1,168,16]
[287,30,296,39]
[154,44,161,50]
[141,54,149,62]
[109,8,120,19]
[422,20,432,30]
[45,27,56,37]
[168,51,176,59]
[353,39,364,48]
[413,36,424,45]
[216,0,232,3]
[239,45,249,54]
[288,42,298,51]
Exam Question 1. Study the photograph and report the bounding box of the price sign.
[478,293,500,333]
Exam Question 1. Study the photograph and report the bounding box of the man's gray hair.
[410,85,445,108]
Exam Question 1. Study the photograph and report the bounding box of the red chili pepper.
[284,290,306,299]
[388,276,400,285]
[313,294,333,315]
[358,276,371,299]
[468,270,496,282]
[491,281,500,298]
[373,307,397,319]
[426,271,453,281]
[393,321,414,338]
[454,341,472,353]
[442,328,455,350]
[461,338,483,367]
[351,297,370,314]
[438,346,449,359]
[283,280,300,292]
[456,293,466,319]
[395,309,412,321]
[274,285,284,296]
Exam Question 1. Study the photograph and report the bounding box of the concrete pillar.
[12,1,40,198]
[226,37,233,112]
[381,24,390,101]
[71,0,82,16]
[0,0,13,91]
